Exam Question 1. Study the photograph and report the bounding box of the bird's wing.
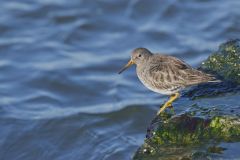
[148,55,189,86]
[148,55,215,86]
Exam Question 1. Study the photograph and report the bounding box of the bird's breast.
[136,67,176,95]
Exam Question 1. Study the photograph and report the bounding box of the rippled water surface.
[0,0,239,159]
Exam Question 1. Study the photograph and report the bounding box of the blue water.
[0,0,239,159]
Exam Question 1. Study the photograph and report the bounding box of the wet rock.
[183,81,240,100]
[207,146,226,154]
[150,114,239,145]
[133,112,240,160]
[200,39,240,84]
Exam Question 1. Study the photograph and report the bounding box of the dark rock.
[133,112,240,160]
[200,39,240,84]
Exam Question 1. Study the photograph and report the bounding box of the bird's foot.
[157,102,171,115]
[157,102,175,115]
[157,93,179,115]
[167,104,176,115]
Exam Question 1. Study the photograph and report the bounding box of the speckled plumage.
[135,49,217,95]
[119,48,219,114]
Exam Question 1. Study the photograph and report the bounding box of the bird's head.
[118,48,152,74]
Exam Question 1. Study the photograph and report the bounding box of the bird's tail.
[208,79,222,83]
[207,74,221,83]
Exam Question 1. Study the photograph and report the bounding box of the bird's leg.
[157,93,180,115]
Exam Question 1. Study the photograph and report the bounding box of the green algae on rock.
[133,113,240,160]
[200,39,240,83]
[152,114,239,145]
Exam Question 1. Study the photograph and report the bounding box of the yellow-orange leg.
[157,93,180,115]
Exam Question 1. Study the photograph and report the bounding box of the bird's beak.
[118,59,134,74]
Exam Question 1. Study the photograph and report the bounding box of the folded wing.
[148,55,217,89]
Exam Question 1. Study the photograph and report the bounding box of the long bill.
[118,60,134,74]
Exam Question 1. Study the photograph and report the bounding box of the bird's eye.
[138,54,142,57]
